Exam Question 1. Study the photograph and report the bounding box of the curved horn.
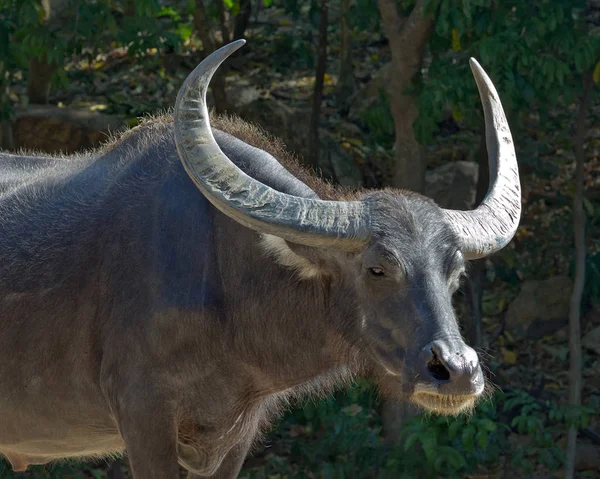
[174,40,370,251]
[443,59,521,260]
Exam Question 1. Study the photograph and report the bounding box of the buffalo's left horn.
[174,39,370,251]
[442,59,521,259]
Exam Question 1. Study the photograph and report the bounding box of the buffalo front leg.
[186,436,254,479]
[111,396,181,479]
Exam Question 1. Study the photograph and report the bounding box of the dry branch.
[564,70,594,479]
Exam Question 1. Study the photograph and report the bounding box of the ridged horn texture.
[173,39,370,251]
[442,59,521,260]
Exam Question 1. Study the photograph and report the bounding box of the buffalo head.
[173,40,520,414]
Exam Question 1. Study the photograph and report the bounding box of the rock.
[428,145,470,168]
[425,161,479,209]
[348,63,390,122]
[13,105,125,154]
[554,327,568,342]
[506,276,573,333]
[237,97,363,186]
[583,326,600,355]
[507,432,532,450]
[227,84,261,108]
[526,318,569,339]
[502,366,521,383]
[576,442,600,471]
[335,120,362,138]
[319,129,362,188]
[237,97,311,159]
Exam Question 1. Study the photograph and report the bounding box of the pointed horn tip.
[231,38,247,48]
[468,57,500,101]
[202,39,247,69]
[219,38,247,55]
[468,57,480,68]
[468,57,488,81]
[177,40,248,106]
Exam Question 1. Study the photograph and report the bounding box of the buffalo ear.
[260,235,339,280]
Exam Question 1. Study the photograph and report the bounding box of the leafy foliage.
[415,0,600,143]
[360,89,395,149]
[0,459,108,478]
[238,386,598,478]
[0,0,192,120]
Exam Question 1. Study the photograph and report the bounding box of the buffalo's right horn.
[442,59,521,259]
[173,40,370,251]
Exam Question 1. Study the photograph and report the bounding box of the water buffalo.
[0,40,520,478]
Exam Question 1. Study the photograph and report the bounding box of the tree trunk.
[0,68,14,150]
[336,0,356,113]
[27,55,56,104]
[381,398,420,446]
[0,120,14,151]
[564,70,594,479]
[233,0,253,40]
[465,128,489,347]
[466,257,485,346]
[194,0,216,52]
[124,0,135,16]
[308,0,328,168]
[377,0,438,445]
[26,0,70,105]
[377,0,436,192]
[193,0,231,113]
[106,460,125,479]
[216,0,231,44]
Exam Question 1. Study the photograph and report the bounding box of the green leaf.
[592,61,600,84]
[461,424,476,452]
[583,198,595,217]
[90,469,104,479]
[452,28,461,51]
[439,446,467,470]
[424,0,443,16]
[476,430,488,448]
[479,418,497,432]
[462,0,472,19]
[403,432,420,452]
[447,419,463,440]
[421,433,438,463]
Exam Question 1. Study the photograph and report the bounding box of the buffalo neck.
[90,129,362,396]
[210,212,361,392]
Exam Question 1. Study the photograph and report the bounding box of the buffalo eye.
[448,250,464,275]
[448,253,465,288]
[368,267,385,277]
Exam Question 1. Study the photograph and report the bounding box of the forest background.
[0,0,599,478]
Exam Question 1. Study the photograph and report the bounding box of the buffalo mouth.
[410,391,479,415]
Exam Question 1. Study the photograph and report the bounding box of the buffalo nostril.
[427,351,450,381]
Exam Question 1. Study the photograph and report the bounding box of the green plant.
[241,386,599,478]
[0,0,191,121]
[415,0,600,144]
[359,89,395,149]
[0,458,107,478]
[385,396,507,477]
